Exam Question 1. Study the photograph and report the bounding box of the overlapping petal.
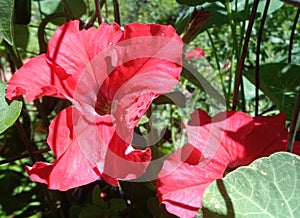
[6,54,68,101]
[26,107,102,191]
[157,110,289,217]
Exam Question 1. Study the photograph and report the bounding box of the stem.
[232,0,259,111]
[240,78,246,112]
[225,0,239,58]
[16,119,36,162]
[206,30,228,107]
[113,0,121,25]
[255,0,270,116]
[38,13,76,53]
[288,8,300,64]
[0,147,50,165]
[289,89,300,153]
[94,0,102,25]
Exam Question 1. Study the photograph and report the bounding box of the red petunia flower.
[157,110,297,218]
[6,20,183,190]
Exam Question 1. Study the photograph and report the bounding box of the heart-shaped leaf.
[202,152,300,217]
[0,81,22,134]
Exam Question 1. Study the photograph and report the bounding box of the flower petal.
[46,20,123,97]
[157,144,226,218]
[158,111,290,217]
[184,47,207,60]
[26,108,101,191]
[103,132,152,181]
[228,112,288,168]
[186,110,254,160]
[6,54,68,101]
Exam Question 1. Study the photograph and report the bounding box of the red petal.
[26,108,101,191]
[157,144,226,218]
[292,140,300,156]
[103,132,152,180]
[100,23,183,130]
[46,20,123,97]
[58,107,151,183]
[228,112,288,168]
[184,47,207,60]
[158,111,289,217]
[6,54,69,101]
[122,23,182,40]
[186,110,253,160]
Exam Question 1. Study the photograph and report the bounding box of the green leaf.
[14,0,31,25]
[13,24,30,50]
[244,63,300,119]
[92,185,107,209]
[0,0,14,45]
[257,0,284,15]
[182,60,225,104]
[79,205,109,218]
[0,81,22,134]
[202,152,300,217]
[108,198,127,215]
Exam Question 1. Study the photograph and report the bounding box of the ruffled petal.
[6,54,68,101]
[26,145,101,191]
[186,110,254,160]
[158,111,290,217]
[157,144,226,218]
[100,23,183,131]
[103,132,151,181]
[26,108,101,191]
[46,20,123,97]
[228,112,288,168]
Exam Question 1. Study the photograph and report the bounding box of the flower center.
[95,100,112,115]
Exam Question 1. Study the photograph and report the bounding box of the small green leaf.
[244,63,300,119]
[0,0,14,45]
[109,198,127,215]
[0,81,22,134]
[202,152,300,217]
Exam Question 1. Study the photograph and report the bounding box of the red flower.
[6,20,183,190]
[184,47,207,60]
[157,110,294,218]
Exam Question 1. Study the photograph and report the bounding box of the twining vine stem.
[232,0,259,111]
[255,0,271,116]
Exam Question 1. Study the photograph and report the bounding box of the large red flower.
[157,110,297,218]
[6,20,183,190]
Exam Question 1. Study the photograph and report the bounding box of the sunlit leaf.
[202,152,300,217]
[0,82,22,134]
[244,63,300,119]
